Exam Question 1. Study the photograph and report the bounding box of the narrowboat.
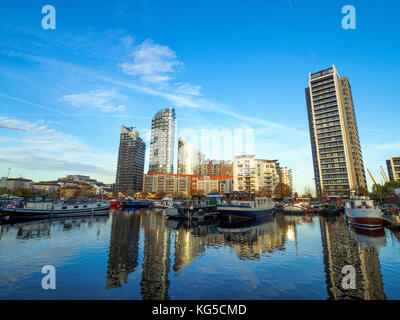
[217,197,274,220]
[121,198,152,209]
[3,196,110,220]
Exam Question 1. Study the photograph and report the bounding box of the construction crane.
[380,165,389,183]
[367,169,378,188]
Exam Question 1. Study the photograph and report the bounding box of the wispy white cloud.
[0,116,88,155]
[1,46,304,134]
[173,82,202,96]
[61,89,127,113]
[116,39,306,135]
[0,92,67,115]
[0,39,309,186]
[0,152,113,176]
[119,39,183,83]
[121,35,134,48]
[0,116,115,180]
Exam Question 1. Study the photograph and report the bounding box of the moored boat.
[317,203,339,216]
[282,203,306,214]
[344,197,383,229]
[3,196,110,220]
[217,197,274,220]
[121,198,152,209]
[109,199,121,208]
[155,197,174,209]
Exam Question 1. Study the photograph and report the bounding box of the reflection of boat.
[163,206,180,218]
[16,223,51,239]
[10,215,109,238]
[319,215,339,224]
[165,219,180,230]
[3,196,110,220]
[109,200,120,208]
[344,197,383,229]
[217,197,274,220]
[274,203,285,211]
[348,225,386,250]
[217,216,275,235]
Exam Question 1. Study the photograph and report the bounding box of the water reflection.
[217,217,283,260]
[105,211,330,299]
[319,216,386,300]
[106,211,141,289]
[173,223,207,272]
[0,215,110,297]
[16,223,51,240]
[1,210,398,299]
[140,210,171,300]
[4,215,110,241]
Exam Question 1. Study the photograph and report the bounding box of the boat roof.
[23,195,54,202]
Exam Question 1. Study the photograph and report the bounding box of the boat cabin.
[296,198,311,205]
[347,199,376,210]
[24,196,55,210]
[232,197,274,209]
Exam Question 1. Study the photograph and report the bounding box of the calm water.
[1,210,400,300]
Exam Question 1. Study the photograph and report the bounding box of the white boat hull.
[282,204,306,213]
[345,208,383,229]
[344,199,383,229]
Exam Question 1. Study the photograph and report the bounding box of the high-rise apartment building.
[177,138,206,175]
[149,108,176,173]
[305,65,367,199]
[280,167,293,192]
[233,155,280,193]
[115,126,146,192]
[386,156,400,181]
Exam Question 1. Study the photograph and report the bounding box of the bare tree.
[274,183,292,199]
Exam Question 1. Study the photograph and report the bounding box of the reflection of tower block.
[320,217,386,300]
[106,212,141,290]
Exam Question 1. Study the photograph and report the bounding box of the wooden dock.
[383,215,400,230]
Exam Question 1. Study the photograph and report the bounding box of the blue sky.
[0,0,399,194]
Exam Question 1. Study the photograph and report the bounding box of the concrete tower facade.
[305,65,367,199]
